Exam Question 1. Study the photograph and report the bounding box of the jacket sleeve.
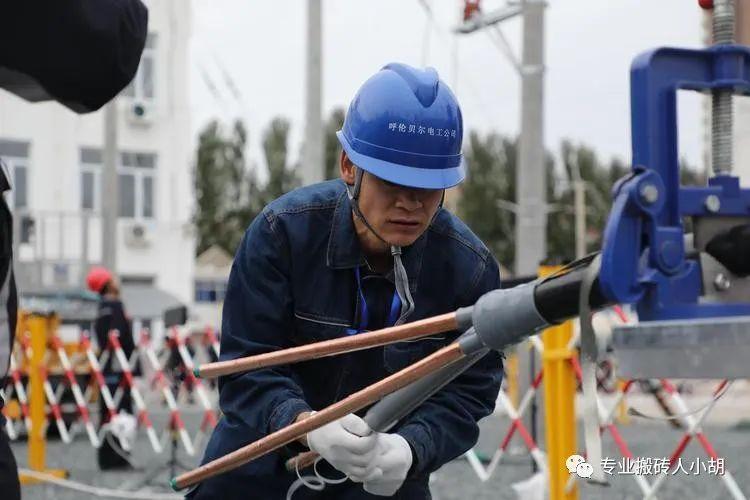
[395,256,503,477]
[216,210,311,438]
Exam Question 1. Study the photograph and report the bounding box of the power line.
[210,50,244,103]
[414,0,505,128]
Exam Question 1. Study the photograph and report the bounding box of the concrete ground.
[10,399,750,500]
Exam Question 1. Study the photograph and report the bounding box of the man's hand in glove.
[304,413,379,481]
[362,433,413,497]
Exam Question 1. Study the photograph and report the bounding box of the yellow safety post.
[19,312,67,485]
[540,266,578,500]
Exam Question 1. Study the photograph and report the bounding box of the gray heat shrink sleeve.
[362,282,546,433]
[471,282,549,351]
[363,328,489,433]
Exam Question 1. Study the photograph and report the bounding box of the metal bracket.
[613,316,750,378]
[599,45,750,321]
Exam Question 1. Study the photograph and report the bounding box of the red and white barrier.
[3,350,31,438]
[38,365,72,444]
[79,334,118,424]
[202,326,220,361]
[49,335,100,447]
[137,330,195,456]
[167,328,218,449]
[106,330,163,454]
[645,379,746,500]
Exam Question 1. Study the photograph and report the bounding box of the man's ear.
[340,150,356,186]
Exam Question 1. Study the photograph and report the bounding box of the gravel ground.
[10,407,750,500]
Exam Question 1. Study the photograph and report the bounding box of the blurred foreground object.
[0,2,148,497]
[0,0,148,112]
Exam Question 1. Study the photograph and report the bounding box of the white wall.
[192,303,223,332]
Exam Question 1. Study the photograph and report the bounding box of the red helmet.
[86,266,112,293]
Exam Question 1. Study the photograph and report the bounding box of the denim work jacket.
[192,180,503,500]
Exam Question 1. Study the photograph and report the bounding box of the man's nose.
[394,189,422,211]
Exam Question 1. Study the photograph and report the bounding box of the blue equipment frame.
[599,45,750,321]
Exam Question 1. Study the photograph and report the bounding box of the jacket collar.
[326,186,426,292]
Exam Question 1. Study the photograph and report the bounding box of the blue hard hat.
[337,62,465,190]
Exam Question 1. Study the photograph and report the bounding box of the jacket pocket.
[291,311,351,345]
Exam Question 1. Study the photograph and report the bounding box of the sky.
[189,0,708,179]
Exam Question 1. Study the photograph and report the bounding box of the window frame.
[79,148,157,220]
[194,279,227,304]
[80,162,101,213]
[122,34,157,102]
[118,160,156,221]
[7,156,29,210]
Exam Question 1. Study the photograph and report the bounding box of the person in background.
[86,266,137,470]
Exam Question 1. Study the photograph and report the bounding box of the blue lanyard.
[347,267,401,335]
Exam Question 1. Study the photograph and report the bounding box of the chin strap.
[346,169,414,324]
[390,246,415,325]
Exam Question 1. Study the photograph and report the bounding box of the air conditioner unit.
[126,100,153,126]
[123,222,153,249]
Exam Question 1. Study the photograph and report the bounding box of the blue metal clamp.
[599,45,750,321]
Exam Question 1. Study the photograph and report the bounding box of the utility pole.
[572,161,586,259]
[101,101,118,273]
[303,0,324,185]
[454,0,547,477]
[455,1,547,274]
[515,0,546,275]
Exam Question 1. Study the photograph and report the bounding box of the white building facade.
[0,1,195,328]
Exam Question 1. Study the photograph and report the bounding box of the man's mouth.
[388,219,421,227]
[387,219,422,233]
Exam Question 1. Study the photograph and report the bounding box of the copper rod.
[286,449,318,472]
[195,312,458,379]
[284,340,486,473]
[172,341,465,490]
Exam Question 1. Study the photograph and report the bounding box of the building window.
[0,139,30,210]
[119,152,156,220]
[80,147,101,212]
[81,170,96,210]
[121,275,155,286]
[119,173,136,217]
[195,280,227,303]
[79,148,156,219]
[123,34,156,101]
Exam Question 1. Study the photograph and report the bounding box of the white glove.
[362,433,413,497]
[108,411,137,451]
[307,414,379,481]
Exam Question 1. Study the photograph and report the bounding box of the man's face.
[107,277,121,296]
[341,153,443,248]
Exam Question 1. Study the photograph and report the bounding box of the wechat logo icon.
[566,454,593,479]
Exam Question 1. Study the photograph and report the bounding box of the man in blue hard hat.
[191,62,503,499]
